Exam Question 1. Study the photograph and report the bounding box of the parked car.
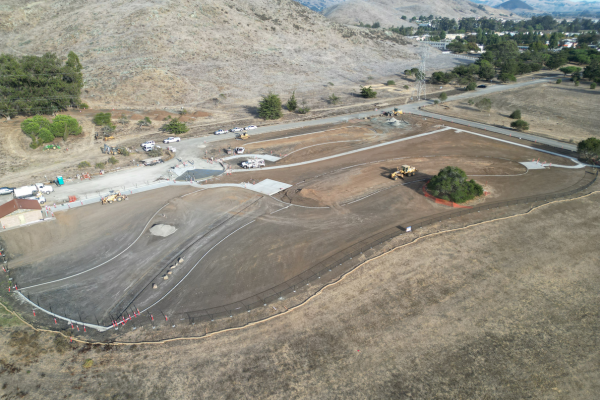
[241,159,265,169]
[163,137,180,143]
[477,85,487,88]
[141,141,155,147]
[244,125,257,131]
[0,187,14,195]
[142,143,155,152]
[214,129,228,135]
[230,127,243,132]
[235,147,245,154]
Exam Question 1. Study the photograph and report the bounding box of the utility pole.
[416,45,429,101]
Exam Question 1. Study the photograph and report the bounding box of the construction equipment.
[237,133,249,140]
[101,191,128,204]
[390,165,417,180]
[393,109,403,116]
[103,136,115,141]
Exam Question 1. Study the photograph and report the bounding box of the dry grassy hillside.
[0,0,419,110]
[324,0,512,27]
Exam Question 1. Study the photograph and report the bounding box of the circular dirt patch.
[150,224,177,237]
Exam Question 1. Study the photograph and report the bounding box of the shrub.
[162,119,189,134]
[433,100,439,104]
[83,359,93,369]
[360,86,377,98]
[138,116,152,127]
[510,109,521,119]
[92,113,112,126]
[79,103,89,109]
[386,80,395,86]
[21,115,50,137]
[556,78,562,84]
[328,82,335,86]
[591,82,597,89]
[498,73,516,83]
[475,98,492,112]
[372,22,380,29]
[511,119,529,131]
[403,85,409,89]
[297,107,310,114]
[38,128,55,143]
[78,161,91,168]
[426,166,483,203]
[258,92,283,120]
[120,148,130,156]
[439,92,447,102]
[107,156,118,165]
[118,114,129,125]
[577,137,600,163]
[466,82,477,91]
[468,99,474,105]
[179,108,188,115]
[328,94,340,105]
[49,115,82,140]
[95,162,106,169]
[147,148,163,157]
[574,81,580,87]
[286,91,297,111]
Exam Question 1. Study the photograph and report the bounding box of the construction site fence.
[158,167,598,325]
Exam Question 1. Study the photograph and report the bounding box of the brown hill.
[324,0,513,27]
[0,0,424,110]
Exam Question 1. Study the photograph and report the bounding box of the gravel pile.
[149,224,177,237]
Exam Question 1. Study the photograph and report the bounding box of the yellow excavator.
[390,165,417,180]
[101,191,128,204]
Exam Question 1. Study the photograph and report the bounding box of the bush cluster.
[22,114,82,148]
[427,166,484,204]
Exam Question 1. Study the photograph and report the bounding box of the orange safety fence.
[68,196,77,203]
[422,184,472,209]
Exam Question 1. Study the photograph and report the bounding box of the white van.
[142,143,155,152]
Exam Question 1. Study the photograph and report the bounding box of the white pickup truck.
[35,183,54,194]
[241,159,265,169]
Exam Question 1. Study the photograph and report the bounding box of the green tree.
[591,82,597,89]
[577,137,600,163]
[478,60,495,81]
[258,93,283,120]
[49,115,82,140]
[439,92,447,102]
[511,119,529,131]
[499,73,516,83]
[38,128,55,143]
[556,78,562,84]
[372,22,381,29]
[426,166,484,203]
[510,109,521,119]
[93,113,112,126]
[360,86,377,98]
[286,91,297,111]
[583,60,600,82]
[559,66,581,76]
[162,119,189,134]
[108,156,119,165]
[21,115,50,137]
[401,15,407,20]
[386,80,395,86]
[466,82,477,91]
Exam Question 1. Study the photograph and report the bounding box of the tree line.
[0,52,84,118]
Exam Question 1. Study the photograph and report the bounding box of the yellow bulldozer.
[390,165,417,180]
[101,191,128,204]
[237,133,249,140]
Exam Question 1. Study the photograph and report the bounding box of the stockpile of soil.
[149,224,177,237]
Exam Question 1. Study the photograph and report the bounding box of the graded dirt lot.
[0,123,588,334]
[424,80,600,144]
[0,188,598,399]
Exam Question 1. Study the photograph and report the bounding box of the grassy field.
[1,187,598,399]
[425,80,599,144]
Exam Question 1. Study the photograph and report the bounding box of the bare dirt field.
[424,80,600,144]
[0,187,598,399]
[0,123,589,336]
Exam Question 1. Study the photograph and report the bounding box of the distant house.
[0,199,43,229]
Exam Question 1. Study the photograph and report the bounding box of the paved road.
[12,74,572,205]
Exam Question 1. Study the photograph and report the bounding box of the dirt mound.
[282,188,330,208]
[149,224,177,237]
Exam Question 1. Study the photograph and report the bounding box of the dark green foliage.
[427,166,484,204]
[95,162,106,169]
[591,83,597,89]
[120,148,130,156]
[386,80,395,86]
[498,73,516,83]
[510,109,521,119]
[466,82,477,91]
[439,92,447,102]
[577,137,600,163]
[107,156,118,165]
[372,22,381,29]
[559,66,581,76]
[92,113,112,126]
[403,85,409,90]
[0,52,84,117]
[511,119,529,131]
[556,78,562,84]
[78,161,91,168]
[162,119,189,134]
[430,71,455,84]
[258,93,283,120]
[21,114,81,145]
[138,116,152,127]
[147,148,163,157]
[297,106,310,114]
[477,60,495,81]
[360,86,377,98]
[583,60,600,82]
[286,91,297,111]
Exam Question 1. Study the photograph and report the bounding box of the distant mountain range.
[477,0,600,13]
[495,0,534,10]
